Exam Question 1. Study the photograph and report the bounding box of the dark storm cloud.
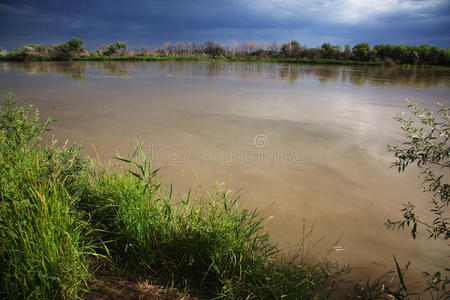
[0,0,449,50]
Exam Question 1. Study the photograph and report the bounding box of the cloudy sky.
[0,0,449,50]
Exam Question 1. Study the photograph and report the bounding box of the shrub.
[0,49,7,58]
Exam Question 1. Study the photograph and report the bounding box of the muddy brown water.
[1,61,449,289]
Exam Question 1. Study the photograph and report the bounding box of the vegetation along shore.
[1,38,449,67]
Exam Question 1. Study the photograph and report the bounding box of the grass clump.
[84,148,339,298]
[0,93,94,299]
[0,93,341,299]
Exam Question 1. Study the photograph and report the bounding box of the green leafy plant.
[386,99,449,240]
[385,99,449,299]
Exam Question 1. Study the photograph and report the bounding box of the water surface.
[1,61,449,285]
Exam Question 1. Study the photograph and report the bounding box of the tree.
[67,38,83,54]
[105,41,128,56]
[50,38,84,59]
[387,99,449,240]
[352,43,371,61]
[321,43,341,59]
[281,40,301,58]
[0,48,7,58]
[290,40,301,57]
[256,42,265,51]
[164,42,173,55]
[268,42,279,52]
[175,41,185,55]
[186,42,197,53]
[203,41,225,58]
[140,46,150,56]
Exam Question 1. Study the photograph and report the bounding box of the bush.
[0,49,8,58]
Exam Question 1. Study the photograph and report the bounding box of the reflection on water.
[6,62,88,81]
[0,61,449,287]
[3,61,450,88]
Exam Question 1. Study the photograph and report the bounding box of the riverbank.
[2,38,449,68]
[4,55,450,69]
[1,54,384,66]
[72,56,385,66]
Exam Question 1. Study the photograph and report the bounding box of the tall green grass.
[0,93,94,299]
[90,161,274,292]
[83,149,340,298]
[0,93,342,299]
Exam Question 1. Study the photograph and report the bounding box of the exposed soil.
[87,277,199,300]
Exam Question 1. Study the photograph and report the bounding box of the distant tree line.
[1,38,449,66]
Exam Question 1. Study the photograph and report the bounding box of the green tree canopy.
[352,43,371,61]
[321,43,342,59]
[105,41,128,56]
[50,38,84,59]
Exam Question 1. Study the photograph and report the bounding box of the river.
[1,61,449,287]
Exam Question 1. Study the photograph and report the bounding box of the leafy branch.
[386,99,449,240]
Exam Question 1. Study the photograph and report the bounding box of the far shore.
[4,56,450,69]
